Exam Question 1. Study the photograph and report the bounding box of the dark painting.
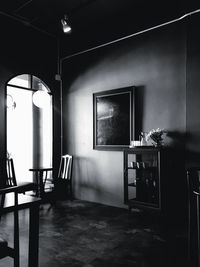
[93,87,134,150]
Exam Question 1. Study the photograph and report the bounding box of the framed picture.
[93,86,135,150]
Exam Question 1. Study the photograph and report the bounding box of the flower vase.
[140,132,148,146]
[154,141,162,147]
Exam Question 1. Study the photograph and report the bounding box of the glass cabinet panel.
[124,148,161,210]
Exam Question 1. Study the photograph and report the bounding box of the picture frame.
[93,86,135,150]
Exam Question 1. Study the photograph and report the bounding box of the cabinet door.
[125,150,160,209]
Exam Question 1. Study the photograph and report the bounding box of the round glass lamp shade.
[32,89,50,108]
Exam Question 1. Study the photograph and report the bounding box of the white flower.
[147,128,165,144]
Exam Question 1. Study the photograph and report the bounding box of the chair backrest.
[58,154,73,180]
[0,185,20,265]
[187,168,200,216]
[187,168,200,200]
[6,158,17,187]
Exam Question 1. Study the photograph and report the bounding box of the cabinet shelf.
[128,182,136,187]
[128,198,159,209]
[127,166,157,170]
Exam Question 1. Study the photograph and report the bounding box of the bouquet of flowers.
[147,128,165,147]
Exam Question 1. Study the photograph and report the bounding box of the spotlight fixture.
[61,15,72,34]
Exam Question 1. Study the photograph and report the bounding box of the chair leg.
[197,196,200,267]
[187,170,192,261]
[69,182,73,199]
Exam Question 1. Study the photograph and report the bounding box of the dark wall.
[61,21,186,207]
[186,14,200,164]
[0,15,61,186]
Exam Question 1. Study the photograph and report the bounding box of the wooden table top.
[29,167,53,171]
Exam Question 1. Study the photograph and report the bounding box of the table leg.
[28,205,39,267]
[34,171,44,198]
[14,202,19,267]
[39,171,45,199]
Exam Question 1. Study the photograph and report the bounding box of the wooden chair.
[0,185,26,267]
[28,154,73,201]
[53,154,73,200]
[187,168,200,267]
[193,190,200,267]
[6,158,37,194]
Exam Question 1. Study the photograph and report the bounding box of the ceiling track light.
[61,15,72,34]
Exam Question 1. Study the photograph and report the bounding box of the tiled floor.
[0,199,190,267]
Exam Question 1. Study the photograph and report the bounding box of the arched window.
[7,74,52,183]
